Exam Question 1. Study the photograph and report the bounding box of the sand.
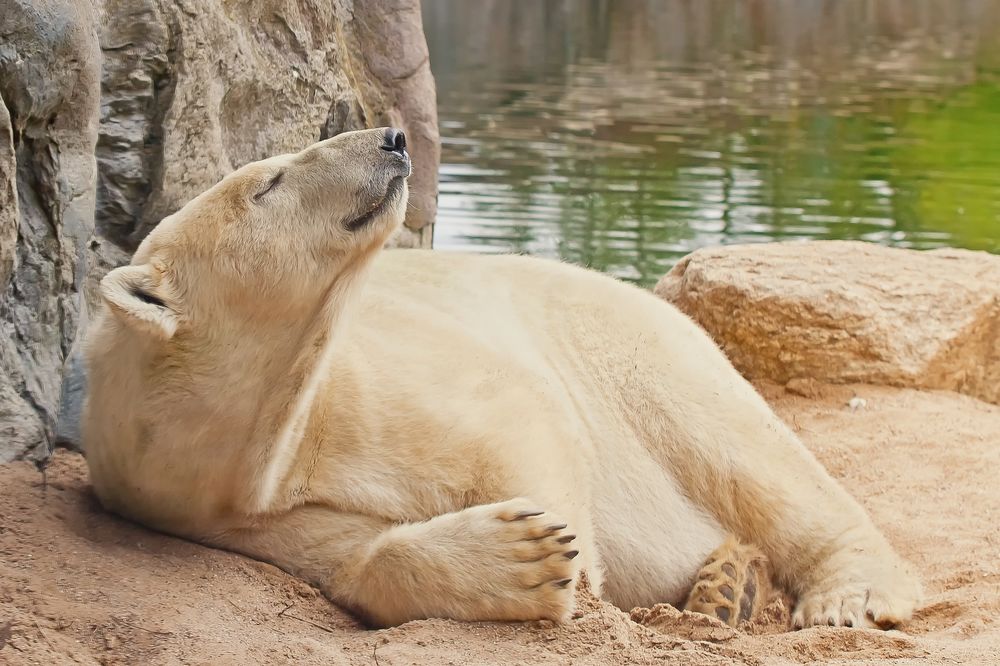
[1,382,998,665]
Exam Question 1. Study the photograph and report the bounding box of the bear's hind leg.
[683,536,770,627]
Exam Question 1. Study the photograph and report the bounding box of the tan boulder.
[655,241,1000,404]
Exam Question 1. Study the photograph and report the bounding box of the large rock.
[0,0,102,463]
[0,94,16,299]
[2,0,441,461]
[655,241,1000,404]
[95,0,439,260]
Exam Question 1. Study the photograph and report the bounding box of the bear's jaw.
[345,176,407,232]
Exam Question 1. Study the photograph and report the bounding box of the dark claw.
[827,617,836,626]
[554,578,573,589]
[556,534,576,544]
[512,510,545,520]
[865,610,895,629]
[564,550,579,560]
[545,523,568,533]
[845,619,854,628]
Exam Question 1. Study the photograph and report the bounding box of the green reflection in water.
[426,1,1000,286]
[892,81,1000,251]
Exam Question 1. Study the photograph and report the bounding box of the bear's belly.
[590,447,727,609]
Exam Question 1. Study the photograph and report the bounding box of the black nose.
[381,128,407,155]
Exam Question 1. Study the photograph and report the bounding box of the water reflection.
[423,0,1000,285]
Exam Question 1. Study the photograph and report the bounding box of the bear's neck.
[250,293,353,512]
[194,265,371,516]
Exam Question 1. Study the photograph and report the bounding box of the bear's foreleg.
[214,498,581,627]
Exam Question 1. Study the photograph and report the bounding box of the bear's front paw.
[465,498,581,622]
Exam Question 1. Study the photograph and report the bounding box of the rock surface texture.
[0,0,102,463]
[96,0,439,256]
[0,0,440,461]
[655,240,1000,405]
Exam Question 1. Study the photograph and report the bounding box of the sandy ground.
[1,382,998,665]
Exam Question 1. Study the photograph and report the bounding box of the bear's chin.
[345,177,407,232]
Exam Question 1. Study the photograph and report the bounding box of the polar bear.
[82,127,921,630]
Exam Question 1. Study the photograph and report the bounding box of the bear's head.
[99,127,411,340]
[82,128,412,523]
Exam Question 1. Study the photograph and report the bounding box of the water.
[422,0,1000,286]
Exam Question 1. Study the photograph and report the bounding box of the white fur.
[82,129,922,629]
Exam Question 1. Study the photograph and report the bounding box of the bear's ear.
[99,264,180,340]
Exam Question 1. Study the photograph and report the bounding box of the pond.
[422,0,1000,286]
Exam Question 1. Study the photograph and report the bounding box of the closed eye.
[253,171,284,202]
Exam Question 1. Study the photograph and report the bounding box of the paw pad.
[683,537,769,628]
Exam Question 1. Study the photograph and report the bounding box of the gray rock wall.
[0,0,440,462]
[0,0,102,463]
